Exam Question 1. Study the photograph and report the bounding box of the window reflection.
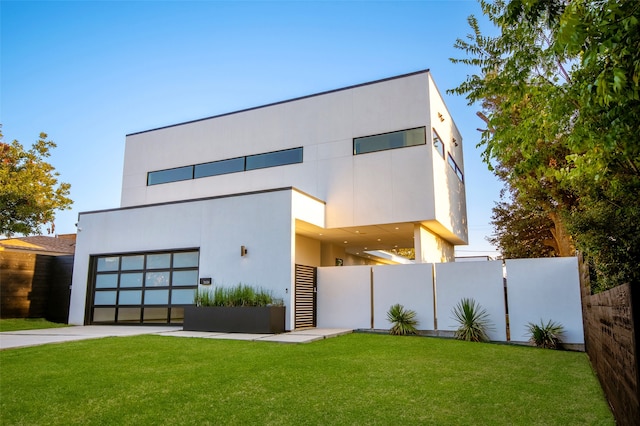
[354,127,426,155]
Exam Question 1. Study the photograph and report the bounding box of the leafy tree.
[489,190,557,259]
[0,129,73,236]
[450,0,640,290]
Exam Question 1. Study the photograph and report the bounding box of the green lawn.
[0,318,70,332]
[0,333,613,425]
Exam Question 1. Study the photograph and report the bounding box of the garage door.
[89,249,199,325]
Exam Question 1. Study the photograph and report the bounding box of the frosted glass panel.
[172,289,196,304]
[120,273,143,288]
[96,274,118,289]
[145,290,169,305]
[94,291,117,305]
[173,270,198,286]
[97,257,119,272]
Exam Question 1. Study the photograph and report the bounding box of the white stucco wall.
[414,225,455,263]
[120,71,467,245]
[313,258,583,344]
[505,257,584,344]
[372,263,435,330]
[69,189,297,329]
[428,74,468,244]
[434,261,507,341]
[317,265,371,329]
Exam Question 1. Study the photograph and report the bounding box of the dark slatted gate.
[295,264,317,329]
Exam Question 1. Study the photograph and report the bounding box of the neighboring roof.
[127,69,431,136]
[0,234,76,255]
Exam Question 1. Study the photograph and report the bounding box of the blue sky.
[1,0,501,257]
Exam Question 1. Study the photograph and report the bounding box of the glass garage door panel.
[90,250,199,325]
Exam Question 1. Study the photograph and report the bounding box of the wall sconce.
[452,137,458,146]
[438,112,445,122]
[199,278,212,285]
[241,245,248,256]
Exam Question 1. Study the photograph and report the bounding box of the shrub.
[387,304,419,335]
[526,319,564,349]
[194,284,279,307]
[451,298,493,342]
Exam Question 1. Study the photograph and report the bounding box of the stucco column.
[414,224,454,263]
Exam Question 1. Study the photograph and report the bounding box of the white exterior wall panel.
[317,266,372,329]
[119,71,466,244]
[69,190,296,328]
[434,261,507,341]
[372,263,435,330]
[505,257,584,344]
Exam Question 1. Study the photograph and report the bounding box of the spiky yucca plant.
[527,319,564,349]
[387,304,419,335]
[451,298,492,342]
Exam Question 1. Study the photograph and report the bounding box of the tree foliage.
[0,129,73,236]
[489,190,556,259]
[450,0,640,291]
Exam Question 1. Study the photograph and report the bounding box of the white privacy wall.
[505,257,584,344]
[317,266,371,329]
[372,263,435,330]
[316,258,584,345]
[434,261,507,341]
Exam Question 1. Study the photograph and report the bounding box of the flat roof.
[127,69,430,136]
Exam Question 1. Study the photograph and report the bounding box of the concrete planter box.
[183,306,286,333]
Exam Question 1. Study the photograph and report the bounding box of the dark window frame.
[194,156,245,179]
[147,166,194,186]
[353,127,426,155]
[246,147,304,171]
[447,153,464,182]
[147,147,303,186]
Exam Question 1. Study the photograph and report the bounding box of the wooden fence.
[580,255,640,426]
[0,251,73,322]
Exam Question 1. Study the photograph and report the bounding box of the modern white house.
[68,69,468,330]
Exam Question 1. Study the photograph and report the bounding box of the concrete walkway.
[0,326,352,350]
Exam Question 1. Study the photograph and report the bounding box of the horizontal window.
[448,153,464,182]
[354,127,426,155]
[246,147,303,170]
[147,166,193,186]
[147,147,303,186]
[194,157,244,178]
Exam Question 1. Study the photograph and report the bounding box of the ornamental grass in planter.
[195,284,282,307]
[185,284,285,333]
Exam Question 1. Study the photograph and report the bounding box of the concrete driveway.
[0,326,352,350]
